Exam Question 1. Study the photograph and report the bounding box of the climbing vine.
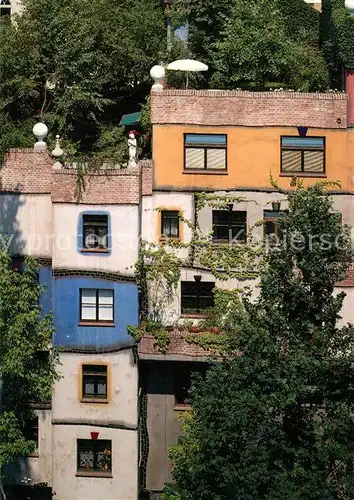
[129,192,267,353]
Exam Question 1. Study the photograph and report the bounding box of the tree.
[171,0,329,91]
[0,0,166,159]
[166,184,354,499]
[0,250,58,496]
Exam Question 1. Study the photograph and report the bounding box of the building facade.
[138,77,354,497]
[0,148,152,499]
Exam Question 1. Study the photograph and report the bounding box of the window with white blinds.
[184,134,227,171]
[80,289,114,323]
[281,136,325,174]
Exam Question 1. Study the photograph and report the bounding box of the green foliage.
[166,184,354,499]
[128,321,170,354]
[0,0,166,160]
[0,250,58,467]
[172,0,329,91]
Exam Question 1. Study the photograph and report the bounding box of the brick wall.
[1,149,52,193]
[151,89,347,129]
[336,263,354,287]
[1,149,152,203]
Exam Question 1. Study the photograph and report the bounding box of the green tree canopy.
[0,0,166,158]
[0,251,58,470]
[172,0,329,91]
[166,184,354,500]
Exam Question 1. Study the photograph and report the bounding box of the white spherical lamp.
[150,65,165,91]
[33,122,48,150]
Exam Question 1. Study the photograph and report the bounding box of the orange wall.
[152,125,354,192]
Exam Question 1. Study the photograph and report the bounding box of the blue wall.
[53,276,138,349]
[39,266,53,316]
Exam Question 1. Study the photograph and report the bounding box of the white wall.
[4,409,52,487]
[52,351,138,426]
[52,425,138,500]
[0,194,52,258]
[142,192,193,261]
[10,0,23,15]
[52,204,139,274]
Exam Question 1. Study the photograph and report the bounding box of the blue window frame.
[184,134,227,171]
[77,211,111,255]
[281,136,325,174]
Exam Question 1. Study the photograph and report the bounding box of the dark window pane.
[161,210,179,237]
[77,440,112,473]
[181,281,214,314]
[213,211,247,242]
[24,417,39,449]
[265,221,276,236]
[83,214,108,249]
[82,365,108,399]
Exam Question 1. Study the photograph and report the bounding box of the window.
[264,210,287,239]
[212,210,247,243]
[80,289,114,324]
[83,214,108,250]
[24,416,39,454]
[184,134,227,171]
[181,281,214,315]
[82,365,108,402]
[77,439,112,475]
[174,372,191,408]
[281,136,325,174]
[0,0,11,16]
[161,210,179,238]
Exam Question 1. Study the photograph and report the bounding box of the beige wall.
[4,409,52,487]
[52,424,138,500]
[52,204,139,274]
[10,0,23,15]
[0,194,52,258]
[52,351,138,427]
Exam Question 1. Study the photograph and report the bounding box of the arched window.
[0,0,11,17]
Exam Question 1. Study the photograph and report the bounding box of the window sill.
[279,172,326,178]
[183,170,228,175]
[174,405,191,411]
[79,321,114,327]
[159,237,181,243]
[80,248,110,254]
[81,398,109,404]
[76,472,112,478]
[212,240,246,245]
[180,313,206,319]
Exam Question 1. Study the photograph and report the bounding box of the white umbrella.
[167,59,208,88]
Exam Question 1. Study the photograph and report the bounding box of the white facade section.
[142,192,193,261]
[0,194,52,258]
[52,350,138,426]
[52,204,139,274]
[9,0,22,15]
[4,409,52,487]
[52,425,138,500]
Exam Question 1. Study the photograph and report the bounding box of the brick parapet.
[151,89,348,129]
[0,149,152,203]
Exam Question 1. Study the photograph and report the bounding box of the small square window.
[161,210,179,238]
[82,365,108,402]
[184,134,227,171]
[83,214,108,250]
[181,281,214,315]
[77,439,112,475]
[212,210,247,243]
[264,210,287,240]
[0,0,11,16]
[281,136,325,174]
[80,289,114,324]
